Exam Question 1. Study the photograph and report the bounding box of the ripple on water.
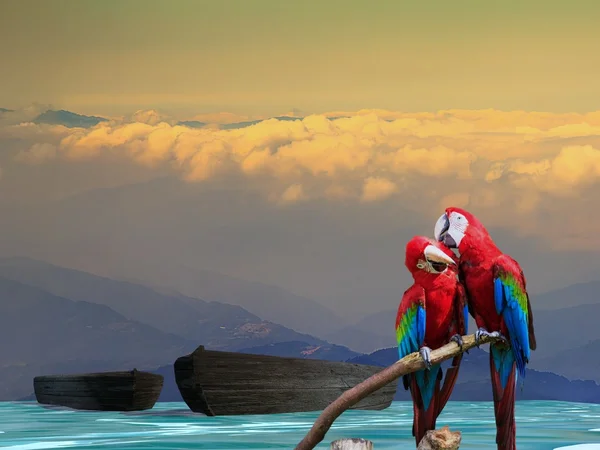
[2,401,600,449]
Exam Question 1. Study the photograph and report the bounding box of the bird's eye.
[416,263,425,269]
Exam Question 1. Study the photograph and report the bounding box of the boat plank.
[33,370,163,412]
[174,345,398,416]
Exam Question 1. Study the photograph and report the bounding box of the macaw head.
[405,235,456,278]
[433,206,490,252]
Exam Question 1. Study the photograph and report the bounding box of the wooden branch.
[294,333,500,450]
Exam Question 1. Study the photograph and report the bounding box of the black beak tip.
[443,233,457,248]
[436,215,450,243]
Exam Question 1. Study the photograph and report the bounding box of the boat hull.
[33,369,163,411]
[174,345,397,416]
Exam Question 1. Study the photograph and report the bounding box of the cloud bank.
[5,107,600,249]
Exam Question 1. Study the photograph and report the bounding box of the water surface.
[1,401,600,449]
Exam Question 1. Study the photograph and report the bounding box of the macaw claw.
[475,328,507,347]
[450,334,465,352]
[419,346,433,370]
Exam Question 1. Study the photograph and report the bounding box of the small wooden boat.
[33,369,163,411]
[174,345,397,416]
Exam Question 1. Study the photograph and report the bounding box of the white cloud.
[14,143,57,164]
[6,107,600,249]
[277,184,307,205]
[361,177,398,202]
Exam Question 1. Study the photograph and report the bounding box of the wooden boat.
[33,369,163,411]
[174,345,397,416]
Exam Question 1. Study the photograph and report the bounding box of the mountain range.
[348,347,600,404]
[2,256,600,402]
[28,109,304,131]
[33,109,108,128]
[0,257,334,399]
[331,290,600,383]
[146,343,600,405]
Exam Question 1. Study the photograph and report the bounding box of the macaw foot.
[419,346,433,370]
[450,334,465,352]
[475,328,507,347]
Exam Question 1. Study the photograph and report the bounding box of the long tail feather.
[437,353,463,416]
[410,365,443,446]
[490,345,517,450]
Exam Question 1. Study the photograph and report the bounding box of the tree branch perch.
[294,333,501,450]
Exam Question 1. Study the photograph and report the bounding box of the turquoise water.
[1,401,600,449]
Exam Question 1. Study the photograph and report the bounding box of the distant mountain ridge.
[148,343,600,405]
[4,255,600,403]
[348,347,600,403]
[219,116,302,129]
[33,110,108,128]
[176,120,205,128]
[326,281,600,384]
[237,340,361,361]
[26,108,304,130]
[0,257,324,350]
[0,257,349,400]
[0,276,195,400]
[130,266,347,339]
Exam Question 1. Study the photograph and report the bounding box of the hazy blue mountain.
[0,257,325,351]
[324,309,396,352]
[220,116,303,129]
[348,347,600,403]
[329,281,600,357]
[0,277,195,400]
[176,120,206,128]
[32,109,108,128]
[150,344,600,405]
[0,107,13,113]
[324,327,395,353]
[153,364,183,403]
[3,175,348,339]
[532,339,600,382]
[531,302,600,356]
[140,267,347,339]
[237,340,361,361]
[535,281,600,310]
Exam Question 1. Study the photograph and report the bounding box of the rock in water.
[330,438,374,449]
[417,426,461,450]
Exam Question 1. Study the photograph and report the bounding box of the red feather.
[437,282,468,415]
[443,207,537,450]
[398,236,468,446]
[490,351,517,450]
[410,370,443,444]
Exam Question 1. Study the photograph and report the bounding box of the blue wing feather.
[417,306,426,346]
[397,304,426,360]
[494,278,504,315]
[493,257,531,385]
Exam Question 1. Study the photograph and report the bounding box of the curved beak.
[434,213,450,242]
[424,244,456,265]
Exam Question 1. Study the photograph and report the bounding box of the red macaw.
[434,207,537,450]
[396,235,468,447]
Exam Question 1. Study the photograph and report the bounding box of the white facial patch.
[447,211,468,246]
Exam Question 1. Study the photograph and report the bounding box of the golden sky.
[2,0,600,313]
[1,0,600,115]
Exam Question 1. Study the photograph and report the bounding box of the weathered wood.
[330,438,374,449]
[417,426,461,450]
[294,333,501,450]
[33,369,163,411]
[174,345,397,416]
